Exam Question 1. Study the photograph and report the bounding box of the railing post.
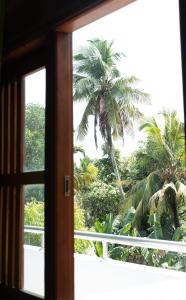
[102,241,108,259]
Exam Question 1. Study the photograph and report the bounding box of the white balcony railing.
[24,225,186,258]
[24,226,186,299]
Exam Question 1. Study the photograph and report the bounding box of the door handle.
[65,176,70,196]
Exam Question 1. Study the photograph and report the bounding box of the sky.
[25,0,184,159]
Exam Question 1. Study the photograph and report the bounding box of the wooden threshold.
[0,285,43,300]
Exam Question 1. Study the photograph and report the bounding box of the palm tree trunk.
[109,146,125,201]
[106,124,125,202]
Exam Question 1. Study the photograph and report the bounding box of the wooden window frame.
[0,47,46,300]
[0,0,185,300]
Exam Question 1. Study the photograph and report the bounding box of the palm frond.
[77,97,96,140]
[73,75,96,101]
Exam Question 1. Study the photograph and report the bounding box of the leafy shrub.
[25,199,91,254]
[78,181,121,227]
[74,203,92,253]
[24,199,44,246]
[95,147,124,184]
[95,210,186,271]
[25,185,44,203]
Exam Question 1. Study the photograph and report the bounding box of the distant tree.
[123,111,185,182]
[139,110,185,171]
[25,103,45,171]
[95,145,124,185]
[121,111,186,233]
[78,180,121,227]
[74,156,98,192]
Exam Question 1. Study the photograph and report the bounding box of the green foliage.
[97,210,186,271]
[94,214,115,257]
[74,156,98,191]
[24,199,44,246]
[78,181,121,227]
[122,111,185,184]
[141,214,186,270]
[124,138,168,181]
[121,171,164,230]
[95,146,124,184]
[94,210,137,257]
[140,110,185,170]
[24,200,91,253]
[25,200,44,226]
[74,203,92,254]
[25,184,44,203]
[25,103,45,171]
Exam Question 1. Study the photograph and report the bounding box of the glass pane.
[73,0,186,299]
[23,184,44,296]
[24,68,46,171]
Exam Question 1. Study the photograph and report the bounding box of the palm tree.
[139,110,185,172]
[73,145,85,157]
[73,39,149,201]
[121,111,185,232]
[74,156,98,192]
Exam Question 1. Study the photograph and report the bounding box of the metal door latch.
[65,176,70,196]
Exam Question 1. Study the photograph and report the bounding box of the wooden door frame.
[45,31,74,300]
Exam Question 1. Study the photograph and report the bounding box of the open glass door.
[72,0,186,299]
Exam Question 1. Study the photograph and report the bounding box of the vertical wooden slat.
[0,85,5,175]
[11,81,18,287]
[7,83,11,174]
[0,78,24,289]
[7,81,17,287]
[11,186,16,287]
[3,83,8,175]
[14,186,24,289]
[0,188,3,283]
[17,78,24,174]
[5,187,9,286]
[1,186,7,285]
[0,85,4,284]
[1,82,9,286]
[7,188,14,288]
[14,78,24,289]
[13,81,18,174]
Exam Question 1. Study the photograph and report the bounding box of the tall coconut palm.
[73,39,149,201]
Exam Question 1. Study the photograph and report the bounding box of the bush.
[25,199,91,254]
[78,181,121,227]
[25,185,44,203]
[74,203,92,253]
[24,199,44,246]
